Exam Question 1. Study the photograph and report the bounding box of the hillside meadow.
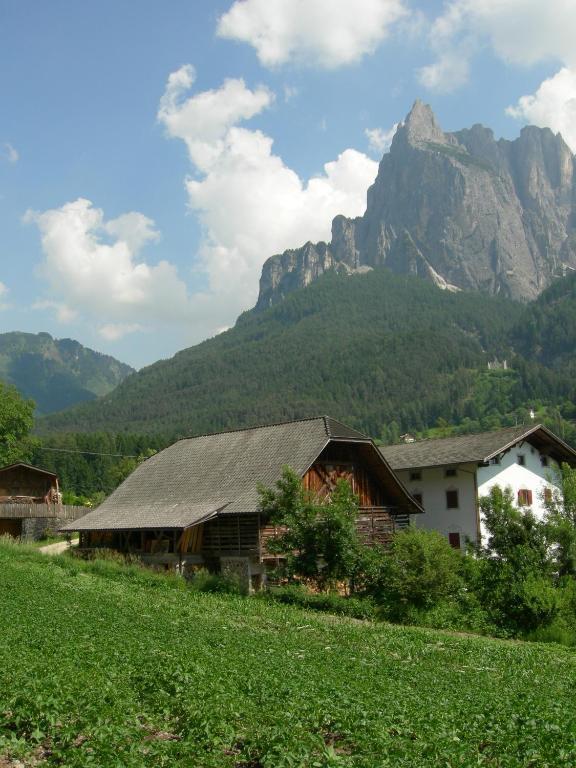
[1,542,575,767]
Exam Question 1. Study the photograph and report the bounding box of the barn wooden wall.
[0,466,56,500]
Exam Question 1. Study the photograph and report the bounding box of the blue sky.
[1,0,574,368]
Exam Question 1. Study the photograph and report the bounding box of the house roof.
[64,415,419,532]
[381,424,576,471]
[0,462,57,479]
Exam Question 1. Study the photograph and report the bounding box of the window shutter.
[517,489,533,506]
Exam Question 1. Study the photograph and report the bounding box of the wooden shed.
[64,416,422,588]
[0,462,86,539]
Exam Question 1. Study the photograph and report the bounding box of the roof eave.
[483,424,576,464]
[366,439,424,514]
[0,462,58,478]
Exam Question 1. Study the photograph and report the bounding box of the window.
[413,493,423,505]
[490,456,501,466]
[446,490,459,509]
[445,468,457,478]
[544,488,553,503]
[409,470,422,482]
[540,455,549,467]
[517,454,525,466]
[448,532,461,549]
[517,489,533,506]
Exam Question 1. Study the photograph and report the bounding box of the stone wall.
[20,516,72,541]
[0,504,89,542]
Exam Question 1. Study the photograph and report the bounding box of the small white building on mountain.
[381,424,576,548]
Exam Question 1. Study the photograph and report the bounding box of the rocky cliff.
[256,101,576,309]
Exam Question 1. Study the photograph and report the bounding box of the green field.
[1,543,575,767]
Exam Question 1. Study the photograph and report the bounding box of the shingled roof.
[0,462,58,478]
[381,424,576,471]
[65,416,416,532]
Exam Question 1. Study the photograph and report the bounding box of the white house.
[381,424,576,548]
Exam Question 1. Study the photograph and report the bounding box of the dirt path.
[38,539,79,555]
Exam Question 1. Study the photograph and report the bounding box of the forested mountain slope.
[38,268,534,438]
[0,331,134,414]
[512,273,576,370]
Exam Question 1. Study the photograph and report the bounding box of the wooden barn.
[0,462,88,540]
[64,416,422,589]
[0,463,58,539]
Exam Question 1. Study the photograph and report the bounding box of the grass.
[1,541,575,767]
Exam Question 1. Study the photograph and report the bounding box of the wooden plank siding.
[202,514,260,556]
[0,503,89,520]
[303,460,387,507]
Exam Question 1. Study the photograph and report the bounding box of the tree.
[475,486,559,632]
[543,462,576,578]
[258,466,360,591]
[0,382,35,466]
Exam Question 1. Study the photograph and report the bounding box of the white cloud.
[158,64,273,172]
[104,212,160,254]
[32,300,77,324]
[0,281,8,310]
[506,67,576,152]
[25,198,196,331]
[217,0,409,69]
[418,45,472,93]
[2,143,18,164]
[98,323,143,341]
[420,1,576,93]
[365,124,399,155]
[158,67,378,323]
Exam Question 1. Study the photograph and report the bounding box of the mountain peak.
[398,99,446,147]
[256,106,576,311]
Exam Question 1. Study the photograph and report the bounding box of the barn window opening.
[445,468,457,478]
[517,454,525,466]
[446,490,459,509]
[448,532,461,549]
[540,456,549,467]
[409,470,422,482]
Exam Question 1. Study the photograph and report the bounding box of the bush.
[69,547,186,590]
[71,546,141,566]
[526,618,576,647]
[364,528,465,621]
[389,593,500,637]
[188,568,247,596]
[264,584,376,620]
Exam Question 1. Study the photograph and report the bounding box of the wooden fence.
[0,503,90,520]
